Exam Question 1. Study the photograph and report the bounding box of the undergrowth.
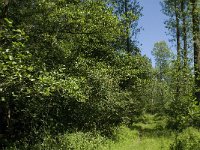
[5,114,200,150]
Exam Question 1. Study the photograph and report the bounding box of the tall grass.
[108,122,174,150]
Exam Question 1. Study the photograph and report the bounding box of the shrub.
[4,131,110,150]
[112,125,139,141]
[33,131,109,150]
[170,127,200,150]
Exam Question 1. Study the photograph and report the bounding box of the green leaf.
[9,55,13,60]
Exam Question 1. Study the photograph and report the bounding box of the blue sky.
[138,0,170,65]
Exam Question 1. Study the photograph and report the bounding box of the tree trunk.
[1,0,9,19]
[191,0,200,103]
[181,0,188,68]
[175,0,181,98]
[175,2,181,62]
[125,0,130,53]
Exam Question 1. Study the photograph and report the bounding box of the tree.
[191,0,200,103]
[1,0,126,139]
[161,0,183,101]
[161,0,192,68]
[108,0,142,54]
[161,0,195,105]
[181,0,189,68]
[0,18,31,137]
[152,41,171,81]
[161,0,181,62]
[0,1,150,145]
[150,41,172,114]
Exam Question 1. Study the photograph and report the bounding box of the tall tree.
[161,0,194,100]
[108,0,142,54]
[161,0,192,67]
[191,0,200,102]
[181,0,188,68]
[150,41,172,114]
[125,0,130,53]
[175,0,181,64]
[161,0,181,62]
[152,41,171,81]
[161,0,199,129]
[175,0,182,98]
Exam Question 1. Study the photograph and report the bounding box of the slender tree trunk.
[191,0,200,103]
[125,0,130,53]
[0,0,13,135]
[1,0,9,19]
[175,0,181,98]
[175,2,181,62]
[181,0,188,68]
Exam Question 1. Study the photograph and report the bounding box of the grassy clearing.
[107,127,173,150]
[107,115,174,150]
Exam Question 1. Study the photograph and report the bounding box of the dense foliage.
[170,127,200,150]
[0,0,199,149]
[0,0,152,147]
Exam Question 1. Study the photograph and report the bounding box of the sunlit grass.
[106,114,174,150]
[108,134,173,150]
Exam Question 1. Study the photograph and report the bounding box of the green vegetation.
[0,0,199,149]
[170,127,200,150]
[108,115,174,150]
[3,114,182,150]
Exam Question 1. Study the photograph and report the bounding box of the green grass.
[108,137,172,150]
[107,129,173,150]
[106,114,174,150]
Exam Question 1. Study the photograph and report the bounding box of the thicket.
[0,0,152,148]
[0,0,199,149]
[170,127,200,150]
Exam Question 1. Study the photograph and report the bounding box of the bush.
[5,131,109,150]
[34,131,109,150]
[170,127,200,150]
[112,125,139,141]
